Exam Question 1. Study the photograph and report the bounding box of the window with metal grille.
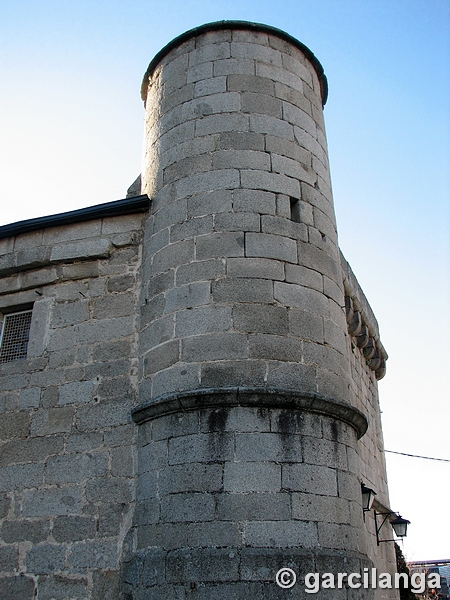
[0,310,33,363]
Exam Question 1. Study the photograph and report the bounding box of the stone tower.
[128,21,393,598]
[0,20,396,600]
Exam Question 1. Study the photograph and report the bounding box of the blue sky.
[1,0,449,560]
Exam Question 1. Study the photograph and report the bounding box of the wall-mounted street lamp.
[361,484,377,511]
[374,511,410,545]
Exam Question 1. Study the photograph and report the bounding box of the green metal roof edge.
[141,20,328,105]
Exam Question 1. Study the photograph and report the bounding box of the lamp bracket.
[374,510,400,546]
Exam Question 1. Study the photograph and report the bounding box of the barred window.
[0,310,33,363]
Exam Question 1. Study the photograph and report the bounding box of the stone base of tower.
[122,389,373,599]
[121,547,375,599]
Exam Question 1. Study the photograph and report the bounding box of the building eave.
[0,195,150,240]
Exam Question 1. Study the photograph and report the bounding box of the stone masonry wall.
[139,26,353,409]
[0,212,144,599]
[0,21,398,600]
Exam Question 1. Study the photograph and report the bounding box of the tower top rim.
[140,20,328,105]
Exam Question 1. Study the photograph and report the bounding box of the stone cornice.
[132,387,368,439]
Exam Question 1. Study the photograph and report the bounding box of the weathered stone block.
[232,189,276,214]
[227,74,275,95]
[169,433,234,465]
[190,42,230,67]
[50,238,111,262]
[150,411,199,442]
[249,114,295,142]
[92,293,135,319]
[200,359,266,388]
[141,522,241,554]
[265,361,317,392]
[45,452,108,484]
[25,544,66,575]
[195,113,249,137]
[244,520,318,548]
[0,463,44,491]
[107,273,135,293]
[196,232,244,260]
[241,169,300,199]
[292,493,350,524]
[175,305,232,337]
[0,576,36,600]
[303,436,348,470]
[140,314,174,349]
[143,340,180,376]
[52,516,97,542]
[2,519,50,543]
[187,189,233,218]
[216,492,291,521]
[282,463,338,496]
[0,435,64,468]
[165,281,211,313]
[38,575,88,600]
[92,569,120,600]
[214,57,255,76]
[223,462,281,493]
[285,263,322,291]
[139,439,168,472]
[164,155,211,188]
[233,304,288,334]
[212,278,274,304]
[317,522,358,550]
[237,431,302,463]
[0,411,29,440]
[69,540,118,570]
[214,211,260,232]
[86,478,133,504]
[150,364,200,398]
[181,332,248,362]
[134,498,160,527]
[195,76,227,97]
[213,148,270,170]
[166,547,239,584]
[152,239,195,274]
[261,215,308,242]
[248,333,303,362]
[289,308,324,342]
[0,493,11,518]
[58,380,94,405]
[170,215,213,243]
[0,546,19,572]
[77,316,135,344]
[161,492,215,522]
[136,470,158,501]
[274,281,329,315]
[23,486,83,517]
[159,463,223,495]
[75,398,131,431]
[177,169,241,198]
[61,261,99,280]
[182,93,241,122]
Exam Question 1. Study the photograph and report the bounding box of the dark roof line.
[141,20,328,106]
[0,195,150,240]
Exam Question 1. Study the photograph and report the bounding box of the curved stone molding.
[131,386,368,438]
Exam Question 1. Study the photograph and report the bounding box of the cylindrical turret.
[128,22,374,598]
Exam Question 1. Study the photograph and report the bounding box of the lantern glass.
[390,516,410,538]
[361,484,376,511]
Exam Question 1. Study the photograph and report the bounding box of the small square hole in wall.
[290,197,301,223]
[0,309,33,363]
